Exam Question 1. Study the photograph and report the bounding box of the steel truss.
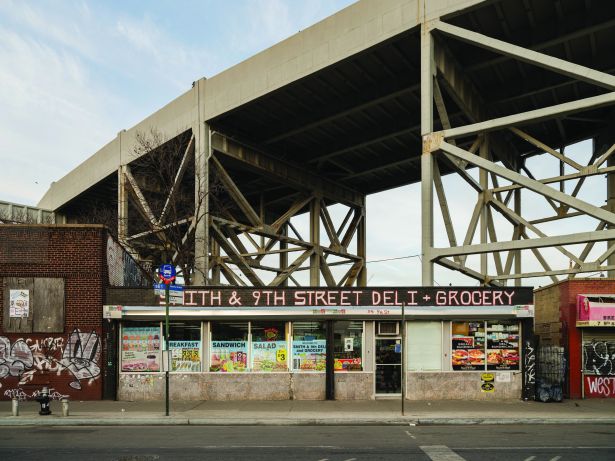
[117,126,366,287]
[421,19,615,286]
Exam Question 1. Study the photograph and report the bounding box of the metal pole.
[165,282,170,416]
[401,302,406,416]
[325,319,335,400]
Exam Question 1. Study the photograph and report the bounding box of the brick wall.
[0,225,107,401]
[535,278,615,399]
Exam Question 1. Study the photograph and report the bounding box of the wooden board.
[33,278,64,333]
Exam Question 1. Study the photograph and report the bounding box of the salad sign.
[252,341,288,371]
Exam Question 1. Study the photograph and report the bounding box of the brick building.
[535,278,615,399]
[0,225,150,401]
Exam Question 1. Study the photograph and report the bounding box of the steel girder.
[421,19,615,286]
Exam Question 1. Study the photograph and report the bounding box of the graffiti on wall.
[583,341,615,376]
[0,328,101,393]
[523,339,536,386]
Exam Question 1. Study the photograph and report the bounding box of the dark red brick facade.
[0,225,108,401]
[535,278,615,399]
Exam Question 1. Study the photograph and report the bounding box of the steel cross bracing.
[421,18,615,287]
[117,126,366,287]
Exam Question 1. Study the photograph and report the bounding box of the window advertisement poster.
[334,357,362,371]
[292,339,326,372]
[451,322,485,370]
[169,341,201,372]
[210,341,247,372]
[9,290,29,318]
[252,341,288,371]
[121,326,161,372]
[486,321,520,370]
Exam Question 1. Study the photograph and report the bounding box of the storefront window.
[408,321,442,371]
[169,321,202,372]
[486,320,520,371]
[121,322,161,372]
[251,321,288,372]
[210,322,248,372]
[333,321,363,371]
[451,321,485,371]
[451,321,520,371]
[292,322,326,372]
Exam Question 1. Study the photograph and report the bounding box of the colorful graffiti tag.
[0,328,101,396]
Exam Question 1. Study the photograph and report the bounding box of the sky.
[0,1,608,288]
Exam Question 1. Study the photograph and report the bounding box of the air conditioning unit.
[377,321,399,335]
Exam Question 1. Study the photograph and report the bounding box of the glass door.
[375,338,402,394]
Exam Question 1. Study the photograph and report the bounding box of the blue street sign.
[159,264,176,281]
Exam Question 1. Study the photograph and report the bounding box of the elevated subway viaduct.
[36,0,615,288]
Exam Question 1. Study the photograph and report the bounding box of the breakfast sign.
[168,287,533,308]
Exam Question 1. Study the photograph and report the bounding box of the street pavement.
[1,398,615,426]
[1,424,615,460]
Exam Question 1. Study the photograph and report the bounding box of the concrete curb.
[2,416,615,426]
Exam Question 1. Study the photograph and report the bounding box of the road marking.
[405,430,416,439]
[420,445,466,461]
[549,457,561,461]
[316,459,328,461]
[523,457,536,461]
[343,458,357,461]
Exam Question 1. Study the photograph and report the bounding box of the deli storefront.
[105,287,535,401]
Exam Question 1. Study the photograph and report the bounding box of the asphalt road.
[1,425,614,460]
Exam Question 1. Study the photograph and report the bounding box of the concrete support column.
[357,200,367,287]
[479,135,489,282]
[421,21,434,286]
[194,79,210,285]
[310,198,321,286]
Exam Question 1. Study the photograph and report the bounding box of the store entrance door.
[375,338,402,395]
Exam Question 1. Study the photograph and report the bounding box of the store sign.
[577,295,615,322]
[584,375,615,398]
[177,287,532,308]
[103,305,122,319]
[577,320,615,327]
[169,341,201,372]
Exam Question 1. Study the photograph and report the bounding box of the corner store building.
[107,286,535,401]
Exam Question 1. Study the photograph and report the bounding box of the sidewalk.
[2,398,615,426]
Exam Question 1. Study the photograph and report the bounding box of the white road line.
[420,445,466,461]
[523,457,536,461]
[316,459,328,461]
[405,430,416,439]
[343,458,357,461]
[549,457,561,461]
